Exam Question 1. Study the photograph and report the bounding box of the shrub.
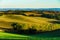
[11,22,17,30]
[11,23,38,34]
[41,13,55,19]
[11,22,23,30]
[0,14,3,16]
[27,28,37,34]
[11,22,54,34]
[55,14,60,20]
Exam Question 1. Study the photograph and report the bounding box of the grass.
[0,32,30,39]
[0,32,60,40]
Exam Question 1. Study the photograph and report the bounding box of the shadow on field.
[0,27,17,34]
[0,27,60,37]
[0,27,37,35]
[36,29,60,37]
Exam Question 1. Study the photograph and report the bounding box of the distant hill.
[0,8,60,11]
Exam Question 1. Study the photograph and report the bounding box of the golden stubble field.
[0,15,60,32]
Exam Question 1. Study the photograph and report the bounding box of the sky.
[0,0,60,8]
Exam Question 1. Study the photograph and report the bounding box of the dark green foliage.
[29,14,34,16]
[28,28,37,34]
[21,13,26,16]
[11,23,23,30]
[11,23,37,34]
[41,13,55,19]
[11,22,18,30]
[55,14,60,20]
[0,14,3,16]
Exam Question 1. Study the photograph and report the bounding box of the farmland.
[0,15,60,40]
[0,8,60,40]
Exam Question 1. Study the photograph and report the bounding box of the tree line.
[0,10,60,20]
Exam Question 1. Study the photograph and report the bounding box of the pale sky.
[0,0,60,8]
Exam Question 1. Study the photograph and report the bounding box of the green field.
[0,15,60,40]
[0,32,60,40]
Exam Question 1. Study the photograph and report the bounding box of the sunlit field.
[0,15,60,31]
[0,15,60,40]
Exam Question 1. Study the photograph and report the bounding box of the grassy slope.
[0,32,29,39]
[0,15,60,40]
[0,32,60,40]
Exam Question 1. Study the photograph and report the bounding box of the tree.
[11,23,18,30]
[11,23,24,31]
[54,13,60,20]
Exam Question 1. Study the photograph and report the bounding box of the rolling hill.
[0,15,60,31]
[0,15,60,39]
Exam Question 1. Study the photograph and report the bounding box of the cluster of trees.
[11,23,37,34]
[7,10,60,20]
[41,11,60,20]
[0,10,60,20]
[11,22,54,34]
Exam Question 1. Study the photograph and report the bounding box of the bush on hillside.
[11,23,38,34]
[0,14,3,16]
[55,14,60,20]
[11,22,54,34]
[41,14,55,19]
[11,22,23,30]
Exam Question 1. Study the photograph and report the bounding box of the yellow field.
[0,15,60,31]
